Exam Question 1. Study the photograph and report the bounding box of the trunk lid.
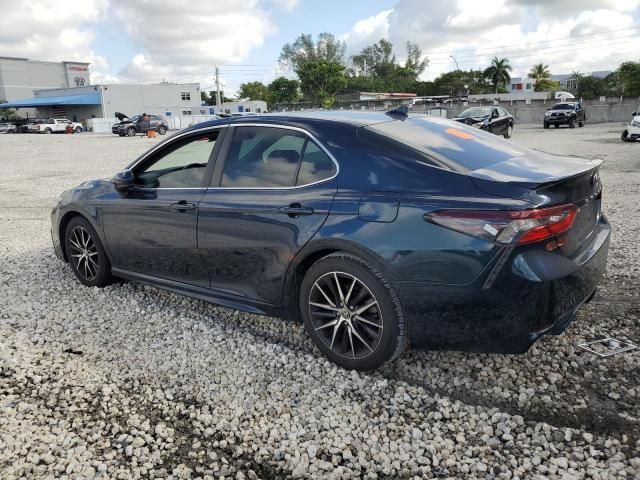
[470,152,603,256]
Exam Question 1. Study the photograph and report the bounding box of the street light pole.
[450,55,459,70]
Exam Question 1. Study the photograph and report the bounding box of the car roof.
[182,110,426,133]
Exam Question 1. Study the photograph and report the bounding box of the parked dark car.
[453,106,514,138]
[51,112,610,370]
[544,102,585,129]
[19,118,46,133]
[112,112,168,136]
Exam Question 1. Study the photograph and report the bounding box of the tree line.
[228,32,640,108]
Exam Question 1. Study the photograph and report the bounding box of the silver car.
[0,122,17,134]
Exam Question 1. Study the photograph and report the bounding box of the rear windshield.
[551,103,575,110]
[362,116,530,172]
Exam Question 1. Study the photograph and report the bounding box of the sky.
[1,0,639,96]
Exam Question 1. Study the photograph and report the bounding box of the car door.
[489,108,505,134]
[197,124,338,304]
[101,126,227,286]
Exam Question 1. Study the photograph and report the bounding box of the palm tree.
[569,70,583,95]
[483,57,512,93]
[529,63,551,91]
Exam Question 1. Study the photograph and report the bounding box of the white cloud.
[111,0,278,83]
[342,0,640,80]
[0,0,109,79]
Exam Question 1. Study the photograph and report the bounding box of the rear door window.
[220,126,336,188]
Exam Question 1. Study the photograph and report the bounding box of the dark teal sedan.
[51,111,609,370]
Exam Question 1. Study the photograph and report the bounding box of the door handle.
[170,201,196,212]
[277,203,314,218]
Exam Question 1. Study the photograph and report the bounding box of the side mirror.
[111,169,135,192]
[633,112,637,117]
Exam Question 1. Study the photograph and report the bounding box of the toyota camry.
[51,111,610,370]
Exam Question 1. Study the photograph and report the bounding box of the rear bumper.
[50,205,65,261]
[396,216,610,353]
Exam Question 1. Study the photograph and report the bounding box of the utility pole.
[215,66,222,110]
[364,58,367,77]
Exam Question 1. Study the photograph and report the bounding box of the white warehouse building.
[0,82,203,126]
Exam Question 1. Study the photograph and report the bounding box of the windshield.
[551,103,575,110]
[458,107,492,118]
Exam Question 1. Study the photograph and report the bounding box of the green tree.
[578,76,607,99]
[0,99,19,120]
[279,33,346,71]
[268,77,300,104]
[200,91,232,106]
[568,70,584,96]
[618,61,640,96]
[238,81,271,102]
[528,63,552,92]
[297,61,347,107]
[351,39,396,77]
[404,42,428,78]
[431,69,492,95]
[483,57,512,93]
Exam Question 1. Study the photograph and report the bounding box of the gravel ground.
[1,124,639,480]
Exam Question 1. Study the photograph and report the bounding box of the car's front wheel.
[126,127,136,137]
[300,253,406,370]
[74,126,82,133]
[64,217,113,287]
[622,130,630,142]
[569,118,575,128]
[543,122,549,129]
[157,125,167,135]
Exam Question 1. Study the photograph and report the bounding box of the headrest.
[266,149,300,164]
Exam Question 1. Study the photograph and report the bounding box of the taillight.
[424,204,578,246]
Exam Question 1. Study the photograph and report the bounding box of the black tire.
[126,127,136,137]
[621,130,629,142]
[74,126,82,133]
[300,252,406,370]
[578,121,584,127]
[504,123,513,139]
[569,118,575,128]
[543,122,549,129]
[554,124,559,128]
[64,216,113,288]
[44,128,52,134]
[118,133,125,137]
[157,125,167,135]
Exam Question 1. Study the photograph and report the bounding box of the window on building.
[526,83,532,90]
[165,112,172,117]
[181,92,191,101]
[182,110,192,115]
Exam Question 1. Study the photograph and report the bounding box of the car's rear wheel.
[74,126,82,133]
[44,128,52,134]
[157,125,167,135]
[64,217,113,288]
[554,124,559,128]
[504,124,513,139]
[300,253,406,370]
[126,127,136,137]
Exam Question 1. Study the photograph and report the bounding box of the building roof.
[0,92,101,108]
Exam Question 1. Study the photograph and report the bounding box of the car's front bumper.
[396,215,611,353]
[545,115,574,124]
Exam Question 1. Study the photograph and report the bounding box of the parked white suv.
[621,109,640,142]
[35,118,83,134]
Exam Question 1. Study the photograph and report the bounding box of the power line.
[422,25,640,57]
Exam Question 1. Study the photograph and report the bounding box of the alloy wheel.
[68,226,100,281]
[308,271,383,360]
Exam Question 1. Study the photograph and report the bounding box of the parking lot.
[1,123,639,479]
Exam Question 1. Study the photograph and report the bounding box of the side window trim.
[209,123,339,190]
[130,126,228,190]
